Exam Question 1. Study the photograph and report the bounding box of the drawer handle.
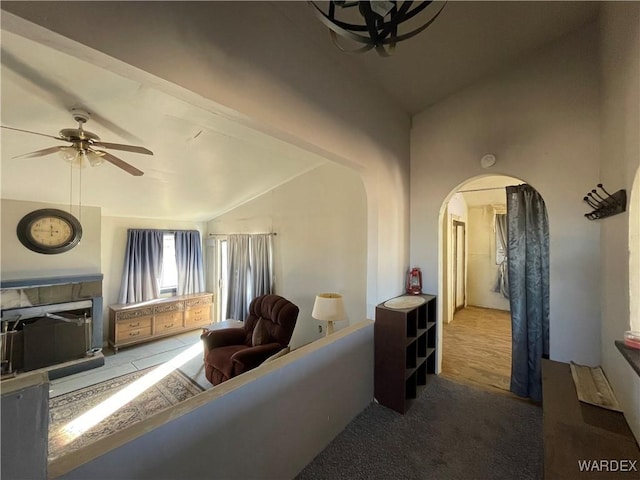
[128,322,140,328]
[129,331,140,337]
[164,324,174,329]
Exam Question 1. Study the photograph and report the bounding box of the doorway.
[440,175,521,391]
[452,220,466,312]
[206,236,228,323]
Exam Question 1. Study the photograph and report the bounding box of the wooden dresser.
[109,293,213,353]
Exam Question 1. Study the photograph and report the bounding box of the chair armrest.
[201,328,246,351]
[231,343,283,371]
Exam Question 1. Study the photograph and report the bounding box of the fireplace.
[1,275,105,380]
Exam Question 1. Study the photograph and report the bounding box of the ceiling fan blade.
[92,142,153,155]
[1,125,65,141]
[12,146,65,159]
[101,152,144,176]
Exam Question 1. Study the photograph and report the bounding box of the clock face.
[29,217,74,247]
[17,209,82,254]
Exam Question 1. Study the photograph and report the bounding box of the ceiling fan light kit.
[1,108,152,176]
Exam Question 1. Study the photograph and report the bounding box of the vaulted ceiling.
[0,2,600,221]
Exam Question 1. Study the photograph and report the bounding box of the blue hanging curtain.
[226,234,251,320]
[175,230,205,295]
[225,234,275,321]
[118,229,164,304]
[507,184,550,402]
[250,234,274,298]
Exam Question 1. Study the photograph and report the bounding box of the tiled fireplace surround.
[0,274,105,379]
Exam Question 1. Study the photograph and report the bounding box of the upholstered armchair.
[201,294,299,385]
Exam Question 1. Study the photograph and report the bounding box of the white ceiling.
[0,2,600,221]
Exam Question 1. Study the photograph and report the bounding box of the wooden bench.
[542,359,640,478]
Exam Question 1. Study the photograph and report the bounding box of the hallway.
[442,306,511,391]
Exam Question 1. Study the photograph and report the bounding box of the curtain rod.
[458,186,509,193]
[208,232,277,237]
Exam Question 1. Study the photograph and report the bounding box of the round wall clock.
[17,208,82,254]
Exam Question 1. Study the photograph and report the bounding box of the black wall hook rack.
[583,184,626,220]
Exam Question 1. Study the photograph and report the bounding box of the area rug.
[48,366,203,461]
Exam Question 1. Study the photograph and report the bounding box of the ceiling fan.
[1,108,152,176]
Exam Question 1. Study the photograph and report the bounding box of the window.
[160,232,178,294]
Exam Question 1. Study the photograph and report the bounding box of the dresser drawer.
[185,295,213,309]
[117,317,152,332]
[154,301,184,314]
[115,307,153,322]
[185,307,211,327]
[117,325,152,343]
[155,312,183,333]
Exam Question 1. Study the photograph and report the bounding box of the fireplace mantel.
[1,273,103,290]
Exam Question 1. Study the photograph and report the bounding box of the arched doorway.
[438,175,550,397]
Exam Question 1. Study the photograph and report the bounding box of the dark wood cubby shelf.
[374,294,437,414]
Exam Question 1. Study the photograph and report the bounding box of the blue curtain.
[507,184,550,402]
[175,230,205,295]
[226,234,275,321]
[118,229,164,304]
[250,234,274,298]
[226,234,250,320]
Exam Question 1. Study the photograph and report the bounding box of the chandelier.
[309,1,446,57]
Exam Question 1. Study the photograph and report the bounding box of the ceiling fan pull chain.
[69,162,73,214]
[79,161,82,223]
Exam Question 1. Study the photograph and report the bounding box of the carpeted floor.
[297,376,542,480]
[48,366,203,461]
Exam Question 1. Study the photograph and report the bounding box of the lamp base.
[326,321,335,336]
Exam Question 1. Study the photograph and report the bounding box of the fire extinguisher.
[406,267,423,295]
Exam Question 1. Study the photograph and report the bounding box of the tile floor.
[49,328,213,398]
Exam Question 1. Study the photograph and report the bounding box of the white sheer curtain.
[175,230,205,295]
[118,229,164,304]
[493,213,509,299]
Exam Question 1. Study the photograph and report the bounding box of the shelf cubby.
[374,294,437,414]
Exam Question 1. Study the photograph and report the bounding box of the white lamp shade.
[312,293,345,322]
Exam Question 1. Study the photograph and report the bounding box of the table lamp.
[312,293,345,336]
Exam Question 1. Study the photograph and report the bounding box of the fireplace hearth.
[1,275,105,380]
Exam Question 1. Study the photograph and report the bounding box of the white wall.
[208,162,367,348]
[466,205,510,311]
[411,23,602,366]
[599,2,640,442]
[100,216,206,345]
[2,2,411,317]
[1,199,101,280]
